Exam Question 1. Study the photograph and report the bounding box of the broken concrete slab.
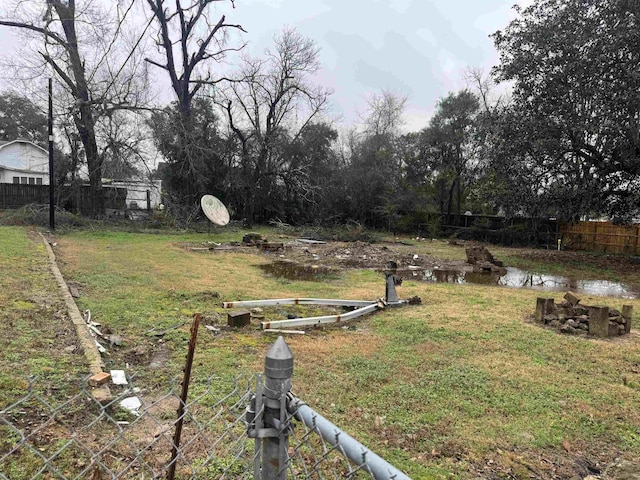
[120,396,142,416]
[110,370,128,385]
[563,291,581,306]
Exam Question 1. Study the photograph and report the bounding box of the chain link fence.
[1,338,409,480]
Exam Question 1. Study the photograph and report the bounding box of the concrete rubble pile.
[465,245,506,274]
[534,291,633,337]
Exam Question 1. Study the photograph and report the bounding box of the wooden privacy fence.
[0,183,49,209]
[561,221,640,254]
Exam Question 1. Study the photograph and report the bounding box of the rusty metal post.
[262,336,293,479]
[167,313,200,480]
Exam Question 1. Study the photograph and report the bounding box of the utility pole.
[48,77,55,230]
[45,0,54,230]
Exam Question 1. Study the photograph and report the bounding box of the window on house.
[12,177,19,184]
[28,177,35,185]
[36,178,43,185]
[20,177,27,184]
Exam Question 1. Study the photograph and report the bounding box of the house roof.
[0,165,49,175]
[0,139,48,155]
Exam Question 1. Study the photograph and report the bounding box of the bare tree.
[145,0,245,119]
[219,26,332,223]
[144,0,245,204]
[361,89,407,138]
[0,0,151,215]
[464,66,504,113]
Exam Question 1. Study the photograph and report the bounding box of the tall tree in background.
[149,97,228,202]
[145,0,244,206]
[0,0,150,215]
[220,26,331,224]
[492,0,640,221]
[422,90,479,218]
[345,90,407,226]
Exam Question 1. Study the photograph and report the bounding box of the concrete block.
[622,305,633,334]
[589,306,609,338]
[564,291,581,306]
[535,298,555,323]
[227,310,251,327]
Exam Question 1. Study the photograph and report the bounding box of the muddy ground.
[182,238,471,272]
[181,236,640,282]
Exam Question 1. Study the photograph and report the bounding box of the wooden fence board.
[561,221,640,254]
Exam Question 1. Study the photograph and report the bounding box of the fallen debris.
[204,325,220,334]
[119,396,142,416]
[146,321,186,337]
[224,270,421,330]
[95,340,107,354]
[110,370,128,385]
[465,245,505,273]
[534,292,633,337]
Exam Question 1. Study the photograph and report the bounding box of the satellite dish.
[201,195,230,226]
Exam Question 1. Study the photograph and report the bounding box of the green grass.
[0,227,86,405]
[3,225,640,478]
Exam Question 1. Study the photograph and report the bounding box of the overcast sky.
[0,0,533,131]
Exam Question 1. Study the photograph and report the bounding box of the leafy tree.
[278,123,340,223]
[492,0,640,221]
[0,92,47,143]
[421,90,480,218]
[343,90,407,227]
[149,97,228,206]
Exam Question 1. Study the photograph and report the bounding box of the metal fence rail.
[1,337,410,480]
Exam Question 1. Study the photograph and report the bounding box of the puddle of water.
[259,261,338,281]
[404,267,639,299]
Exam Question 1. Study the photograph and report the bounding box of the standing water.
[407,266,639,299]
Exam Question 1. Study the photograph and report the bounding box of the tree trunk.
[55,1,104,216]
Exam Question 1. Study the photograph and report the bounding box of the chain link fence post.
[259,336,294,480]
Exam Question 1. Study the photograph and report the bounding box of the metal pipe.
[222,298,377,309]
[261,303,381,330]
[290,400,411,480]
[167,313,200,480]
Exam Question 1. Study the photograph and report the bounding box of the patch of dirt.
[470,444,634,480]
[180,239,468,272]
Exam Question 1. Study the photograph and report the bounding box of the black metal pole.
[48,77,55,230]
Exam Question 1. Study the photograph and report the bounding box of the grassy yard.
[2,225,640,479]
[0,227,86,401]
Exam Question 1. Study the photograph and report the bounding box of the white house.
[0,140,49,185]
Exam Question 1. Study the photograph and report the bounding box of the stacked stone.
[534,292,633,337]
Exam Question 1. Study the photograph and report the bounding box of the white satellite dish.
[201,195,230,226]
